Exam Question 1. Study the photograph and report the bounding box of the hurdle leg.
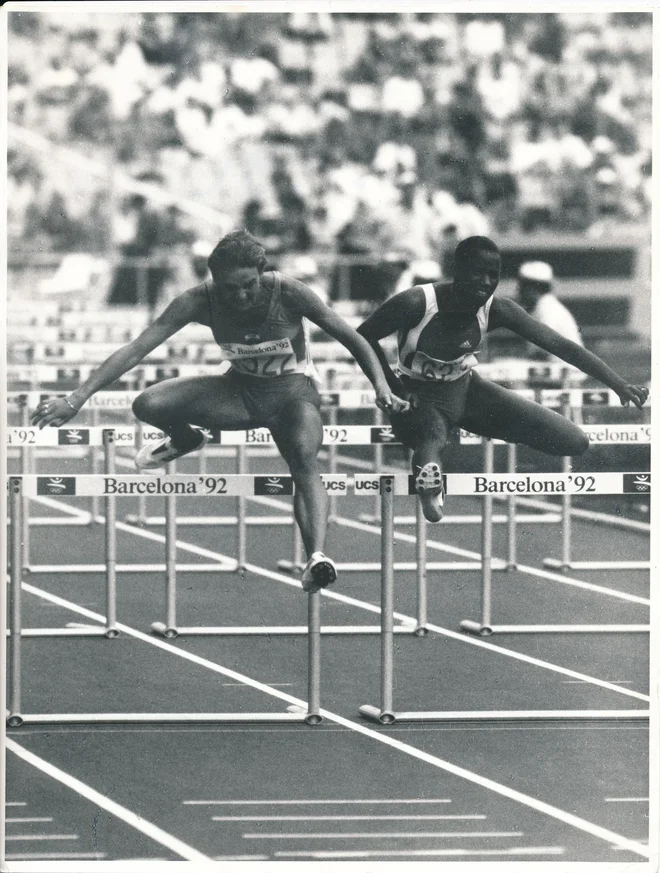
[414,478,429,636]
[460,439,494,636]
[327,406,338,522]
[90,407,101,522]
[236,446,247,571]
[506,442,517,569]
[8,478,24,726]
[305,592,322,724]
[543,454,573,571]
[359,477,396,724]
[19,397,31,570]
[103,431,119,637]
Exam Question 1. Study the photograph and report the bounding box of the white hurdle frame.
[6,470,324,727]
[358,475,650,725]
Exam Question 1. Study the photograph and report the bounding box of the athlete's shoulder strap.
[420,283,437,313]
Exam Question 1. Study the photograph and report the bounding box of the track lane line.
[5,740,211,862]
[15,581,650,859]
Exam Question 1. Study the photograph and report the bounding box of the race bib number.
[220,338,298,377]
[408,351,476,382]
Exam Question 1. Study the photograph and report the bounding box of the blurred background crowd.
[7,9,652,310]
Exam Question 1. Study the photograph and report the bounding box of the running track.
[5,439,655,870]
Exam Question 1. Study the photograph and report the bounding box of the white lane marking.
[244,830,523,839]
[563,680,632,684]
[19,581,651,858]
[34,490,649,702]
[6,817,53,823]
[213,814,485,821]
[275,847,565,858]
[187,798,451,805]
[222,683,292,688]
[5,802,27,806]
[213,855,269,861]
[605,797,649,803]
[6,740,211,862]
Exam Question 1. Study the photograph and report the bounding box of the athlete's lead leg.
[271,400,336,592]
[460,372,589,456]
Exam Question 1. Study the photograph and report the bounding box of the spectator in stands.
[230,43,280,102]
[34,55,79,140]
[517,261,583,361]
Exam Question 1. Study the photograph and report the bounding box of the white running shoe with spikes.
[135,428,209,471]
[301,551,338,593]
[415,462,445,523]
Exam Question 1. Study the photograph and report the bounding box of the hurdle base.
[359,707,649,723]
[460,620,493,637]
[358,705,396,724]
[151,623,417,636]
[286,704,323,725]
[357,513,561,526]
[543,558,650,571]
[124,514,292,527]
[8,627,110,638]
[461,622,649,634]
[24,563,237,574]
[277,560,304,575]
[7,712,316,725]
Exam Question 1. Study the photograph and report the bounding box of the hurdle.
[358,472,650,724]
[455,464,651,637]
[14,432,235,576]
[6,471,325,727]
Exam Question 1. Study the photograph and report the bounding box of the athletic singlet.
[204,271,317,380]
[397,284,493,383]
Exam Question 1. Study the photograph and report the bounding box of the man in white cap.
[517,261,583,360]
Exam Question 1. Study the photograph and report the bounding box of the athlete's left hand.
[375,387,410,414]
[616,384,650,409]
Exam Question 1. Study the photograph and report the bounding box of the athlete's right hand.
[30,397,80,429]
[375,386,410,414]
[616,384,650,409]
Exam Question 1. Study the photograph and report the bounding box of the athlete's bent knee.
[132,391,170,424]
[559,427,589,457]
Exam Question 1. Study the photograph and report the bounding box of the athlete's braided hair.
[454,236,500,269]
[208,230,267,280]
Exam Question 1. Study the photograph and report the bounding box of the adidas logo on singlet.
[459,340,472,349]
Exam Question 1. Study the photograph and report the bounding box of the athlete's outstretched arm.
[490,297,649,408]
[282,277,409,412]
[357,289,426,392]
[30,290,202,428]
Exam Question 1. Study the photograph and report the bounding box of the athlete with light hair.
[31,230,409,593]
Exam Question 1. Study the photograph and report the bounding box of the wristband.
[64,397,80,413]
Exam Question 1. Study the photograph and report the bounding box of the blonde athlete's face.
[217,266,266,313]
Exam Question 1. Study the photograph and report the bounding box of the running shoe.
[301,551,338,593]
[135,428,209,471]
[416,462,445,523]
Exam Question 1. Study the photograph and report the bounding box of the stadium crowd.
[8,10,652,281]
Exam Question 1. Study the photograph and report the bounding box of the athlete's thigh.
[137,375,255,430]
[460,372,587,456]
[269,398,324,467]
[389,401,451,451]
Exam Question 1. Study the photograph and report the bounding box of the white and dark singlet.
[392,283,493,427]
